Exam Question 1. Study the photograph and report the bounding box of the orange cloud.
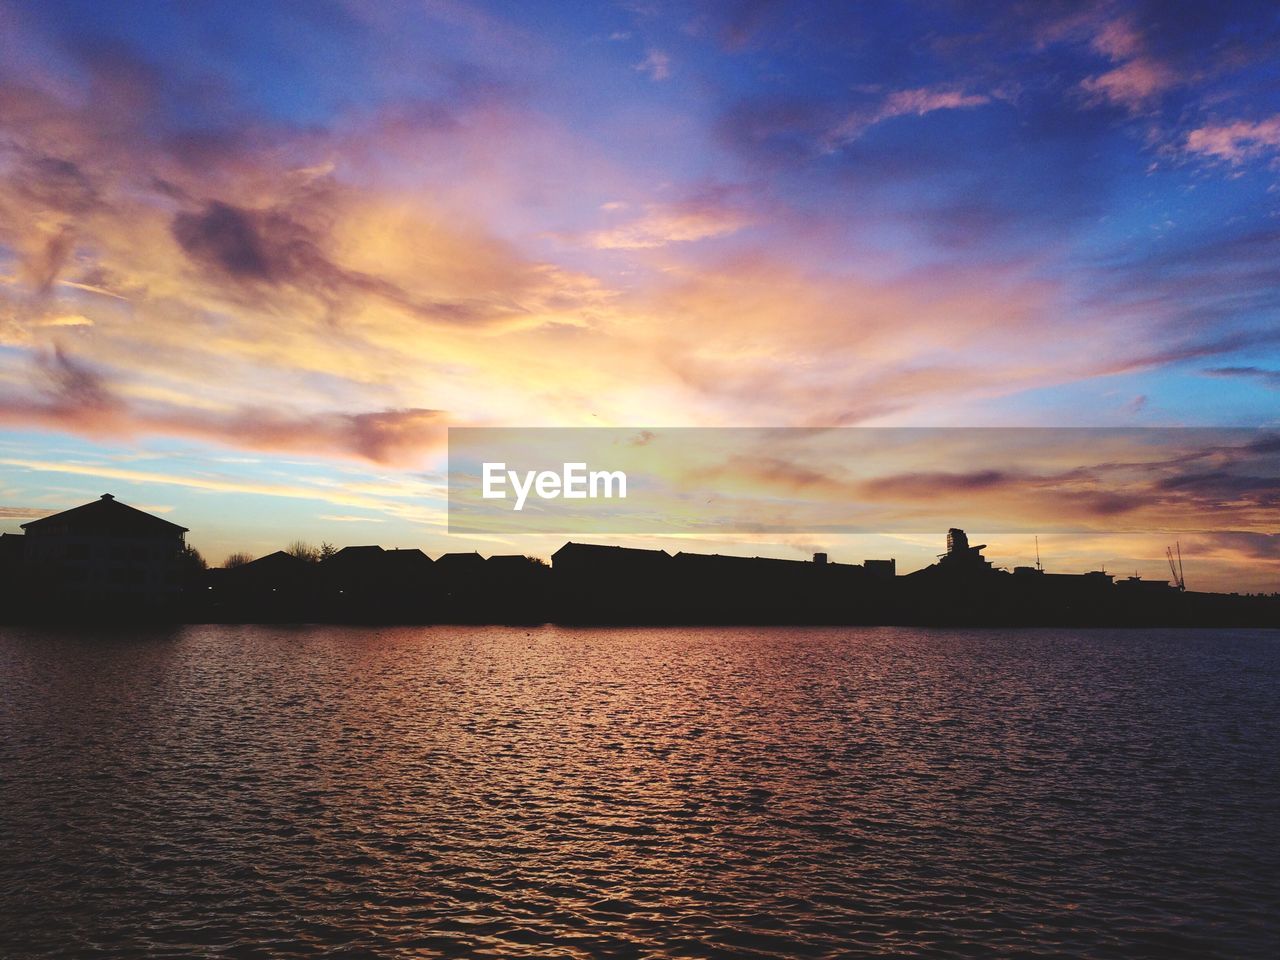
[587,196,751,249]
[0,16,1261,474]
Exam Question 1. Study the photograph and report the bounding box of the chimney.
[813,552,828,564]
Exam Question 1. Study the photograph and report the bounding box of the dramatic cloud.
[172,202,275,280]
[0,0,1276,587]
[168,198,489,325]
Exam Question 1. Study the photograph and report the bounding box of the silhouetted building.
[430,551,483,617]
[552,542,671,577]
[0,532,25,607]
[321,545,384,587]
[548,542,900,623]
[384,547,434,578]
[435,551,487,575]
[485,555,552,622]
[1116,574,1176,593]
[380,548,436,618]
[938,528,994,574]
[0,531,23,573]
[3,514,1273,626]
[318,545,435,620]
[552,543,673,622]
[230,550,311,585]
[864,558,896,578]
[207,550,315,620]
[899,528,1007,623]
[906,529,995,583]
[18,494,188,611]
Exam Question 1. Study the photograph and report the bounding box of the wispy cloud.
[0,456,446,527]
[1186,116,1280,164]
[0,505,47,519]
[635,48,671,81]
[1081,58,1175,111]
[0,346,449,465]
[1077,16,1175,112]
[587,195,751,249]
[825,85,991,148]
[1204,366,1280,388]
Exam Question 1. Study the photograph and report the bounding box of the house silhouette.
[3,506,1274,626]
[18,493,189,610]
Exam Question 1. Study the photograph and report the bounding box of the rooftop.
[20,494,188,537]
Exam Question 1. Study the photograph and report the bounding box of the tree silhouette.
[286,540,320,563]
[176,544,206,590]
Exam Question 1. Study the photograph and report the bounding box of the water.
[1,625,1277,959]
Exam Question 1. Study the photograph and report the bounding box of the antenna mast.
[1035,535,1042,572]
[1166,543,1186,591]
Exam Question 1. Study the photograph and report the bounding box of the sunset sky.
[0,0,1277,589]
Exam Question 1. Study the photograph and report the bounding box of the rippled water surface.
[2,625,1278,958]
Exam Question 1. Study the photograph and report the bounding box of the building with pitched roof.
[19,493,189,608]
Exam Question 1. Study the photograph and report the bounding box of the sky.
[0,0,1277,589]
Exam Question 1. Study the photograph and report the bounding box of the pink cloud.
[1186,116,1280,164]
[1080,57,1175,111]
[1088,17,1143,61]
[1039,14,1178,113]
[826,86,990,148]
[880,87,990,118]
[0,345,448,465]
[0,398,449,466]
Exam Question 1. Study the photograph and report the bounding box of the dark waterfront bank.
[2,624,1277,959]
[1,494,1276,627]
[5,556,1277,627]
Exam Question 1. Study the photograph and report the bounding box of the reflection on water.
[1,625,1277,958]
